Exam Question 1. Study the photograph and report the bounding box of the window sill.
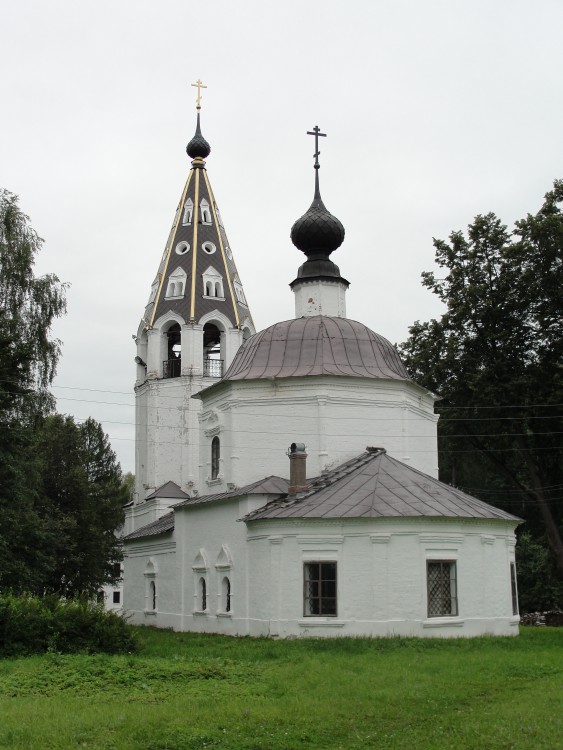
[203,296,225,302]
[144,610,157,616]
[422,618,464,628]
[216,612,232,618]
[206,478,223,486]
[298,619,345,628]
[193,611,208,617]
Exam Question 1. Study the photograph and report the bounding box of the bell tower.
[132,83,255,518]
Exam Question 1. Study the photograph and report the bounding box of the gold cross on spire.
[191,79,207,110]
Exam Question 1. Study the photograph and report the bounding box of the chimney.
[288,442,308,495]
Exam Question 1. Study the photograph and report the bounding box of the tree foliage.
[36,416,126,598]
[0,190,67,592]
[0,191,124,597]
[399,181,563,604]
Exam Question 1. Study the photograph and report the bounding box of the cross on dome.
[191,79,207,110]
[307,125,326,170]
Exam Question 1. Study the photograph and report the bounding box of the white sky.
[2,0,562,474]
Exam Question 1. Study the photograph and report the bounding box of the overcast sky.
[2,0,562,474]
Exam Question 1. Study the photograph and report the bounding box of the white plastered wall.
[123,507,519,638]
[197,375,439,492]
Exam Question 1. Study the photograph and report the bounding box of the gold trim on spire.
[191,79,207,110]
[203,170,240,328]
[148,171,193,328]
[189,168,201,320]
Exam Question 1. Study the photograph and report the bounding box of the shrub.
[0,593,138,656]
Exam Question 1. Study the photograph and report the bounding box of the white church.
[122,97,521,638]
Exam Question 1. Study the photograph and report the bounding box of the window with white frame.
[427,560,458,617]
[214,202,224,228]
[222,576,231,613]
[233,277,247,306]
[303,562,337,616]
[510,562,519,615]
[199,577,207,611]
[211,436,220,480]
[144,559,157,613]
[200,198,212,225]
[165,267,187,299]
[202,241,216,255]
[202,266,224,299]
[175,241,190,255]
[147,278,159,305]
[182,198,193,225]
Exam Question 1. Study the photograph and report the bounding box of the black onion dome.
[186,112,210,159]
[290,196,345,256]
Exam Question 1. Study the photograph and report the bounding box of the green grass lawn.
[0,627,561,749]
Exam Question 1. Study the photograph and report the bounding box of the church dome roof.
[290,196,345,256]
[223,316,410,382]
[186,112,210,160]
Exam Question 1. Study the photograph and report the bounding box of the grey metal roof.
[145,481,190,501]
[174,476,289,509]
[124,512,175,541]
[243,450,521,522]
[221,316,410,382]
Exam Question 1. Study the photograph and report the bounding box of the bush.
[0,593,138,656]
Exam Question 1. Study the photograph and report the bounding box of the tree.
[0,190,67,592]
[399,182,563,602]
[36,415,127,598]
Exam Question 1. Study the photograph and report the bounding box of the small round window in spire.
[225,246,233,260]
[176,241,190,255]
[202,241,216,255]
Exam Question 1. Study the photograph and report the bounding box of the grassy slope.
[0,628,561,750]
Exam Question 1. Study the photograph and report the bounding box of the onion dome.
[290,126,347,286]
[222,316,411,382]
[186,112,210,160]
[291,195,345,256]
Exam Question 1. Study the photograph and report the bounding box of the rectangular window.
[510,562,519,615]
[113,591,121,604]
[427,561,458,617]
[304,562,337,616]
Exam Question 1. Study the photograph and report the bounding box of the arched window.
[182,198,193,226]
[211,436,220,480]
[200,199,212,225]
[205,280,214,297]
[222,576,231,613]
[149,580,156,611]
[163,323,181,378]
[200,577,207,611]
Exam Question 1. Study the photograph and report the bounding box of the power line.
[1,377,562,411]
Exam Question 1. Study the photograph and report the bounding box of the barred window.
[427,561,458,617]
[510,562,519,615]
[304,562,337,616]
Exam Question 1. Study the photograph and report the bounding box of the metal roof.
[124,476,288,542]
[243,450,521,522]
[124,512,175,541]
[144,481,190,501]
[173,476,289,509]
[221,316,411,382]
[141,112,253,333]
